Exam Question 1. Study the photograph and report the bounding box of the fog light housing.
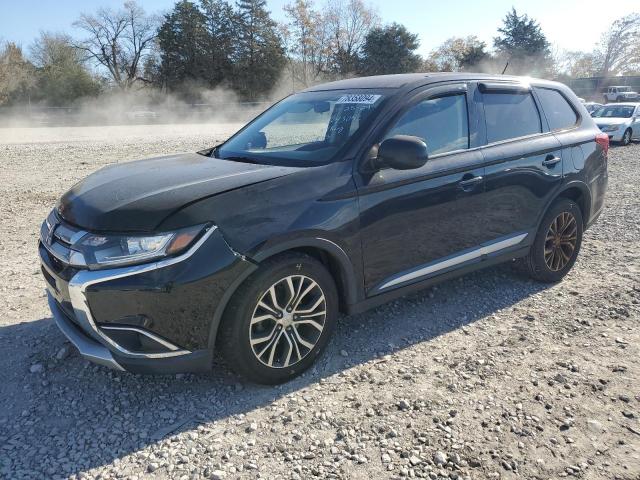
[99,321,181,354]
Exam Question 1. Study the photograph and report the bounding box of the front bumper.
[48,291,124,371]
[40,224,255,373]
[598,128,625,142]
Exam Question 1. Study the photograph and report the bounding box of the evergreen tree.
[200,0,237,86]
[493,8,552,75]
[359,23,421,75]
[233,0,286,100]
[157,0,209,91]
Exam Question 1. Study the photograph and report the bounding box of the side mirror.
[377,135,428,170]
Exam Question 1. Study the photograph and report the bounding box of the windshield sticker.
[336,94,381,105]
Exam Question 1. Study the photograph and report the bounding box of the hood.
[595,118,629,127]
[58,153,299,232]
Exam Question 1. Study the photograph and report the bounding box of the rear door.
[478,83,564,241]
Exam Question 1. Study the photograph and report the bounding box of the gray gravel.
[0,126,638,480]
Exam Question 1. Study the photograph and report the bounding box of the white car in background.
[592,103,640,145]
[603,86,640,103]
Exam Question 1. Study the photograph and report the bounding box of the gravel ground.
[0,125,638,480]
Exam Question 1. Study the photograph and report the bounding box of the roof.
[302,72,557,92]
[303,73,430,91]
[605,102,640,106]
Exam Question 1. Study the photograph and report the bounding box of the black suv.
[40,73,608,384]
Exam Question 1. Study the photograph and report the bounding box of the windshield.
[216,90,387,166]
[592,105,635,118]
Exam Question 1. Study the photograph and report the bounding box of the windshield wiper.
[197,146,216,157]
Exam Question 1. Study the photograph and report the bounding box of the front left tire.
[621,128,632,146]
[218,252,338,384]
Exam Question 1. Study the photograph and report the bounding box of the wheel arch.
[207,237,362,351]
[540,182,591,230]
[251,238,362,310]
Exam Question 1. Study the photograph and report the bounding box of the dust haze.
[0,78,303,130]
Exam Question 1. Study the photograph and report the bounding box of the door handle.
[542,155,561,167]
[458,176,483,189]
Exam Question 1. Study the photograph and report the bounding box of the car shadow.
[0,263,551,478]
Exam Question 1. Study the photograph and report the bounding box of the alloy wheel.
[544,211,577,271]
[249,275,326,368]
[623,130,631,145]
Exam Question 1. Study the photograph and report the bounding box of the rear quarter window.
[535,88,578,131]
[482,92,542,143]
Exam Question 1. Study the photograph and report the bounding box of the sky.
[1,0,638,57]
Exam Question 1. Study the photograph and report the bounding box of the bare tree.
[73,1,158,89]
[283,0,331,87]
[597,13,640,76]
[427,36,489,72]
[556,50,599,78]
[324,0,379,76]
[30,32,77,68]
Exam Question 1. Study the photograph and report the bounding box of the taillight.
[595,132,609,156]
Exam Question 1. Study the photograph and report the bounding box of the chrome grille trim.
[100,326,181,352]
[40,210,88,268]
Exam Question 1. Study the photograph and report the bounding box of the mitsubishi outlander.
[40,73,608,384]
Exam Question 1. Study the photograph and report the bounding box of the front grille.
[40,210,87,268]
[41,266,57,290]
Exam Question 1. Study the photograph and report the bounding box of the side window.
[535,88,578,131]
[385,94,469,155]
[482,92,541,143]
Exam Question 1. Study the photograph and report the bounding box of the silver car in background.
[583,102,603,115]
[592,103,640,145]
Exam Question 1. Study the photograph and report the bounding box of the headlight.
[75,224,207,269]
[600,125,620,132]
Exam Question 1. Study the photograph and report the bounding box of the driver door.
[355,84,491,295]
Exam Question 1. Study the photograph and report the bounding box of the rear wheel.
[218,253,338,384]
[621,128,632,146]
[522,198,583,283]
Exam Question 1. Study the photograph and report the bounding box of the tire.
[616,96,622,102]
[218,252,338,384]
[621,128,632,146]
[522,198,583,283]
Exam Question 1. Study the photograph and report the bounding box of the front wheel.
[218,253,338,384]
[522,198,583,283]
[621,128,632,146]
